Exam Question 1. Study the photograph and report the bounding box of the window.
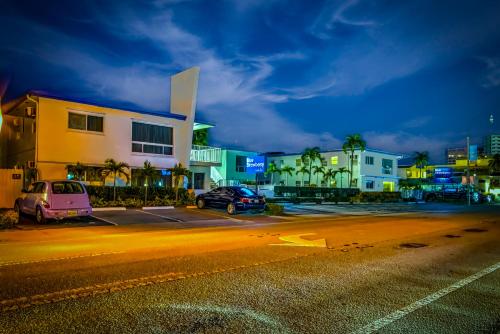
[295,159,302,167]
[68,112,103,132]
[235,187,257,196]
[321,159,327,166]
[32,182,46,193]
[236,155,247,172]
[304,181,310,186]
[131,122,173,156]
[382,159,393,175]
[193,173,205,190]
[365,156,374,165]
[51,181,84,194]
[366,180,374,189]
[296,181,301,186]
[331,156,338,165]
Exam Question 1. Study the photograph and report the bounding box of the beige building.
[0,68,220,191]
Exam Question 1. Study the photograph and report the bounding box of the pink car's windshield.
[51,182,85,194]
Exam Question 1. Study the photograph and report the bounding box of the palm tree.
[280,165,295,186]
[343,134,366,187]
[323,168,335,188]
[138,160,159,205]
[312,165,325,186]
[265,162,281,185]
[488,154,500,175]
[414,151,429,181]
[101,159,130,202]
[65,162,87,181]
[337,167,351,189]
[170,163,190,203]
[301,147,321,184]
[192,128,209,146]
[296,166,310,186]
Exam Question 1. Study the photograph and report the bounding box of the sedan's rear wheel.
[227,202,236,215]
[35,206,46,224]
[196,198,205,209]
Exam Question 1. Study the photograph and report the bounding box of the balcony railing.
[190,145,222,164]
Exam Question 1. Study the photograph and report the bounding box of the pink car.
[14,180,92,224]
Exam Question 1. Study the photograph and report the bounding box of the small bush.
[0,210,19,229]
[266,203,284,216]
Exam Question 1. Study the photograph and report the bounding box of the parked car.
[14,180,92,224]
[196,186,266,215]
[424,185,491,204]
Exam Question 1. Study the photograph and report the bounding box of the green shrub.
[265,203,284,216]
[0,210,18,229]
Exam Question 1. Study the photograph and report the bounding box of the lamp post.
[466,136,471,206]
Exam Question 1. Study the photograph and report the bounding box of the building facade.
[0,68,220,192]
[485,134,500,156]
[267,149,401,192]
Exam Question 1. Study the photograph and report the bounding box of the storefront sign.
[469,145,478,162]
[246,156,265,173]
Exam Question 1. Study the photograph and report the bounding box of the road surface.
[0,206,499,333]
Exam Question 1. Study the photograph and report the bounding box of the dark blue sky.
[1,0,500,162]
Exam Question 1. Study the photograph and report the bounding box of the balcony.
[190,145,222,165]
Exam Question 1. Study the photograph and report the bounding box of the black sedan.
[195,186,266,215]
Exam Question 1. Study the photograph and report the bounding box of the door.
[203,188,221,207]
[23,182,44,214]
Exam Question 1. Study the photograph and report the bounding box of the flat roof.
[2,90,214,124]
[268,148,403,157]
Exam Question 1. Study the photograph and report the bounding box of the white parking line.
[90,215,118,226]
[352,261,500,334]
[136,209,184,223]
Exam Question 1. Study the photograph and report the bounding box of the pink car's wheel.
[35,206,46,224]
[13,202,21,223]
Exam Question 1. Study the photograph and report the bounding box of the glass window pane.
[68,112,86,130]
[132,122,173,145]
[143,144,163,154]
[163,146,173,155]
[87,115,103,132]
[132,143,142,152]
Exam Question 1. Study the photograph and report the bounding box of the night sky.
[1,0,500,162]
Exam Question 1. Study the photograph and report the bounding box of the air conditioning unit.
[27,161,36,169]
[25,107,35,117]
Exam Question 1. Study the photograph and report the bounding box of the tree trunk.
[145,178,148,205]
[113,172,117,202]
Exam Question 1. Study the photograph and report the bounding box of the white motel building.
[266,149,402,192]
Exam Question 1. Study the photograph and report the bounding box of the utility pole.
[466,136,471,206]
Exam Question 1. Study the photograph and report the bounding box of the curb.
[92,207,126,212]
[185,206,197,209]
[142,206,174,210]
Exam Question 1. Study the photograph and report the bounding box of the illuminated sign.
[469,145,478,162]
[246,156,265,173]
[330,156,338,165]
[434,167,453,183]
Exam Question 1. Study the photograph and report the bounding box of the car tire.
[14,202,22,223]
[196,198,205,209]
[227,202,236,215]
[35,206,46,224]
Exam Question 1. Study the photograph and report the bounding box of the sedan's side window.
[33,183,45,193]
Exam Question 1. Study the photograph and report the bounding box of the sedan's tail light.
[41,200,50,209]
[240,197,251,203]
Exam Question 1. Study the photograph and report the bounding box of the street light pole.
[466,136,471,206]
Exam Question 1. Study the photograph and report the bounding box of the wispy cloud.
[309,0,376,40]
[402,116,432,129]
[479,57,500,88]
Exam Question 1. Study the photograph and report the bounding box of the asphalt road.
[0,206,499,333]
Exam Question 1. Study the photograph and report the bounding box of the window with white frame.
[68,112,103,132]
[131,121,173,156]
[366,180,374,189]
[365,156,374,165]
[296,180,301,186]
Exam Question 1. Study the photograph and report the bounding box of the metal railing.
[190,145,222,163]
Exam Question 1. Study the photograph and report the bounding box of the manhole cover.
[463,228,487,233]
[444,234,462,238]
[400,243,428,248]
